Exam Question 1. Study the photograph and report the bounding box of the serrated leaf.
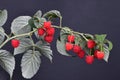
[36,41,53,62]
[84,33,94,39]
[43,10,61,19]
[21,50,41,79]
[11,16,31,35]
[103,44,110,62]
[59,28,71,42]
[34,10,42,18]
[104,39,113,51]
[74,34,81,45]
[60,27,71,36]
[14,38,33,55]
[95,34,107,43]
[74,34,86,49]
[0,9,7,27]
[0,27,5,44]
[33,17,46,28]
[0,50,15,78]
[56,40,71,56]
[60,34,67,42]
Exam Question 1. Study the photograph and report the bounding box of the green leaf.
[33,17,46,28]
[103,44,110,62]
[56,40,71,56]
[14,38,33,55]
[60,27,71,35]
[84,33,94,39]
[43,10,61,19]
[74,34,86,49]
[104,39,113,51]
[0,50,15,78]
[0,9,7,27]
[11,16,31,35]
[0,27,5,44]
[74,34,82,45]
[59,28,71,42]
[95,34,107,43]
[21,50,41,79]
[36,41,53,62]
[60,34,67,42]
[34,10,42,18]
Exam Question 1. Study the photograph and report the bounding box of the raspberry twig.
[0,29,37,48]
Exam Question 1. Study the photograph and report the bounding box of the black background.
[0,0,120,80]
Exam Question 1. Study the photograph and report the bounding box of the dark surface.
[0,0,120,80]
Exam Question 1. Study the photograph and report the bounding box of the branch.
[0,29,37,48]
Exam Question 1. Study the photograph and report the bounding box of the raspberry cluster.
[38,21,55,43]
[11,21,55,48]
[65,35,105,64]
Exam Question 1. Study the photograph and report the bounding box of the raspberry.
[73,45,81,53]
[65,42,73,51]
[87,40,96,49]
[94,50,99,58]
[96,51,104,60]
[11,39,20,48]
[38,28,45,36]
[85,55,94,64]
[44,35,53,43]
[78,50,85,58]
[46,27,55,36]
[43,21,51,29]
[67,35,75,43]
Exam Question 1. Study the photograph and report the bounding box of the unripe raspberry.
[11,39,20,48]
[85,55,94,64]
[65,42,73,51]
[38,28,45,36]
[44,35,53,43]
[43,21,51,29]
[46,27,55,36]
[87,40,96,49]
[67,35,75,43]
[73,45,81,53]
[78,50,85,58]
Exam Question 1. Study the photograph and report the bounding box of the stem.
[29,34,36,52]
[53,25,62,29]
[0,29,9,38]
[90,49,92,55]
[73,31,88,41]
[0,29,37,48]
[60,16,62,28]
[100,44,103,52]
[53,25,88,41]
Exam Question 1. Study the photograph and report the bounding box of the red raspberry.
[73,45,81,53]
[11,39,20,48]
[87,40,96,49]
[96,51,104,60]
[94,50,99,58]
[46,27,55,36]
[44,35,53,43]
[38,28,45,36]
[67,35,75,43]
[85,55,94,64]
[43,21,51,29]
[78,50,85,58]
[65,42,73,51]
